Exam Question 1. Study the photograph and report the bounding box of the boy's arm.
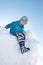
[5,22,16,29]
[5,23,11,29]
[23,30,26,34]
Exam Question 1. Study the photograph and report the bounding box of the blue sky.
[0,0,43,44]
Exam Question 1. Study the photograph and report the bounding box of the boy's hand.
[23,30,26,34]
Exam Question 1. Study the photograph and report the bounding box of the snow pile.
[0,27,40,65]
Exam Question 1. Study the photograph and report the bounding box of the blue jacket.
[5,20,24,34]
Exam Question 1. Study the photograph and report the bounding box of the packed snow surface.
[0,27,41,65]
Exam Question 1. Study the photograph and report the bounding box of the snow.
[0,26,41,65]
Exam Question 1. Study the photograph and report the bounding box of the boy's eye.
[22,22,24,23]
[22,21,24,23]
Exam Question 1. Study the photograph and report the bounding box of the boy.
[5,16,30,54]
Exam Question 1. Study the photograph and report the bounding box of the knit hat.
[20,16,28,24]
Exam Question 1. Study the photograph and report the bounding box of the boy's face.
[20,20,25,25]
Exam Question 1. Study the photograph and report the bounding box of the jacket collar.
[18,20,24,27]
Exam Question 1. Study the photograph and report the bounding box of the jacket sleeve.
[5,24,11,29]
[5,22,16,29]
